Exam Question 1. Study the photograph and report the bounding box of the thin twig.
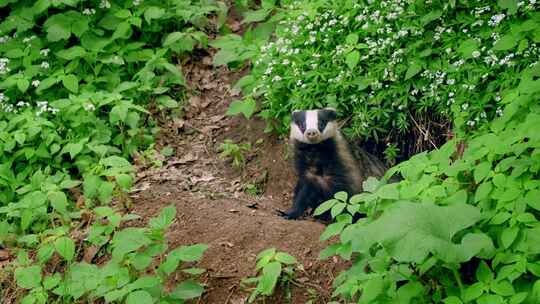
[408,112,439,150]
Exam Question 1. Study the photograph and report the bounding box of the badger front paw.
[277,209,301,220]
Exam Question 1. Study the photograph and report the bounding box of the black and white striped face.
[290,108,338,144]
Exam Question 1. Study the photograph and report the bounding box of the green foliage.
[314,61,540,303]
[218,139,252,169]
[229,0,540,149]
[12,205,208,303]
[242,248,300,303]
[0,0,222,301]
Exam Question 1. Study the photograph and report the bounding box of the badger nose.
[305,129,319,139]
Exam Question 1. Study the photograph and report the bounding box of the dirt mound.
[131,52,347,303]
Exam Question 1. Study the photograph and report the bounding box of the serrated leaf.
[48,191,68,214]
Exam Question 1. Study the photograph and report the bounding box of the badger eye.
[298,120,306,132]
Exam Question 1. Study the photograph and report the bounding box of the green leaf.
[48,191,68,214]
[476,261,494,283]
[475,182,493,202]
[259,262,281,295]
[334,191,348,202]
[463,282,484,302]
[331,203,346,218]
[493,34,517,51]
[274,252,297,264]
[149,204,176,230]
[15,265,42,289]
[56,46,86,60]
[491,280,515,296]
[111,228,152,261]
[17,78,29,93]
[346,33,359,44]
[525,189,540,211]
[341,201,490,263]
[242,8,272,23]
[226,98,256,119]
[112,22,132,40]
[498,0,518,14]
[110,104,129,124]
[405,61,422,80]
[171,244,208,262]
[376,183,399,200]
[54,237,75,262]
[170,280,204,300]
[345,50,360,69]
[126,290,153,304]
[362,276,384,302]
[458,39,480,59]
[62,74,78,93]
[144,6,165,24]
[501,226,519,249]
[474,162,492,183]
[213,49,239,66]
[477,294,504,304]
[442,296,463,304]
[320,222,347,241]
[157,96,178,109]
[314,199,338,216]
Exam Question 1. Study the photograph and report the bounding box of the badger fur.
[281,108,387,220]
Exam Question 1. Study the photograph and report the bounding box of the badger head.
[290,108,338,144]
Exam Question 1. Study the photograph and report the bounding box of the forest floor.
[129,48,349,303]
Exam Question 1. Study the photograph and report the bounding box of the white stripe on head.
[305,110,318,131]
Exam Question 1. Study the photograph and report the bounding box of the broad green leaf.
[48,191,68,214]
[346,33,359,44]
[226,98,256,119]
[144,6,165,24]
[170,280,204,300]
[493,34,517,51]
[525,189,540,211]
[56,46,86,60]
[345,50,360,69]
[126,290,153,304]
[62,74,78,93]
[476,261,493,283]
[259,262,281,295]
[498,0,518,14]
[477,294,504,304]
[314,199,338,216]
[405,61,422,80]
[341,201,490,263]
[242,8,272,23]
[501,226,519,249]
[331,203,346,218]
[111,228,152,261]
[491,280,515,296]
[15,265,42,289]
[334,191,348,202]
[17,78,29,93]
[463,282,484,302]
[474,162,492,183]
[149,204,176,230]
[54,236,75,262]
[274,252,297,264]
[362,276,384,302]
[320,221,347,241]
[213,49,239,66]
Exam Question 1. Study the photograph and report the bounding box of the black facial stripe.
[292,111,306,132]
[317,109,336,132]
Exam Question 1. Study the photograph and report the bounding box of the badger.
[280,108,388,220]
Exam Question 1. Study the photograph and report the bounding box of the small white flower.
[496,108,503,116]
[0,58,10,75]
[40,61,50,69]
[99,0,111,8]
[133,0,142,6]
[447,79,455,85]
[472,51,481,58]
[83,8,96,15]
[272,75,282,82]
[461,103,469,110]
[467,120,476,127]
[0,35,9,43]
[40,49,50,56]
[488,14,505,27]
[32,80,40,87]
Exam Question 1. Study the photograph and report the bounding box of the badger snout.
[305,129,320,142]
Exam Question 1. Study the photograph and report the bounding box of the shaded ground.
[130,51,349,303]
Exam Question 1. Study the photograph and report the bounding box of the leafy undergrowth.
[316,63,540,303]
[217,0,540,159]
[0,0,227,302]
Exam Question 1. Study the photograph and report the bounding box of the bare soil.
[130,50,349,304]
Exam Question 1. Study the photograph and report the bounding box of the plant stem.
[452,268,464,298]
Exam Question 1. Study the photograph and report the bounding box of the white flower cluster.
[36,101,59,116]
[0,35,9,43]
[40,48,50,56]
[22,35,36,44]
[488,14,505,27]
[133,0,142,6]
[83,8,96,15]
[0,58,10,75]
[83,103,96,111]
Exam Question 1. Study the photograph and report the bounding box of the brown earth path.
[129,52,348,304]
